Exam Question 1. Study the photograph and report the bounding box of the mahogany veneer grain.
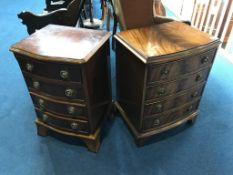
[115,21,221,145]
[10,25,112,152]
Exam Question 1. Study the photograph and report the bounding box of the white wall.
[162,0,195,21]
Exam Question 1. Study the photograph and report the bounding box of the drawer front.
[36,109,90,134]
[147,49,216,83]
[144,84,204,117]
[142,100,200,132]
[145,68,210,100]
[24,74,85,101]
[31,94,87,120]
[17,56,82,82]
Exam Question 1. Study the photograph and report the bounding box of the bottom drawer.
[35,108,90,134]
[142,100,200,132]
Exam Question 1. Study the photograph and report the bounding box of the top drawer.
[147,49,216,83]
[16,56,82,82]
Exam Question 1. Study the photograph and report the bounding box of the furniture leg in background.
[82,0,108,29]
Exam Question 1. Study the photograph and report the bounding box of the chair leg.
[79,16,84,27]
[45,0,51,11]
[100,0,105,20]
[106,4,112,31]
[112,17,118,50]
[82,9,87,19]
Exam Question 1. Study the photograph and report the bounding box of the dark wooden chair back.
[18,0,85,34]
[110,0,172,49]
[45,0,73,11]
[111,0,154,31]
[65,0,85,26]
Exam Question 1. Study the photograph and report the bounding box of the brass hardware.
[155,103,163,112]
[201,56,209,64]
[195,74,202,81]
[26,63,34,72]
[70,122,79,130]
[65,88,75,97]
[187,105,193,113]
[38,99,44,108]
[191,91,198,98]
[67,106,76,115]
[42,114,48,121]
[153,119,160,126]
[160,68,169,75]
[33,81,40,89]
[157,87,165,95]
[60,70,69,79]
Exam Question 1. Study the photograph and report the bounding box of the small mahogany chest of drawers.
[114,21,220,145]
[10,25,112,152]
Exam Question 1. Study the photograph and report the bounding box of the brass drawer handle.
[70,122,79,130]
[67,106,76,115]
[153,119,160,126]
[65,88,75,97]
[26,63,34,72]
[191,91,198,98]
[157,87,166,96]
[33,81,40,89]
[42,114,48,121]
[155,103,163,112]
[160,68,170,75]
[60,70,69,79]
[201,56,209,64]
[195,74,202,82]
[186,105,193,113]
[38,99,45,108]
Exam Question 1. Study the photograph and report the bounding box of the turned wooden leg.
[36,123,48,137]
[84,135,101,153]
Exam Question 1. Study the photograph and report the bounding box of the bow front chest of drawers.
[114,21,220,145]
[10,25,111,152]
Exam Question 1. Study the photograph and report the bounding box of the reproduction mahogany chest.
[10,25,112,152]
[114,21,221,145]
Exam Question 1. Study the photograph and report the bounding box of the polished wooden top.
[10,25,111,63]
[115,21,220,63]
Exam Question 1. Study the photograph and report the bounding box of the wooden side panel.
[116,40,146,130]
[84,41,112,132]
